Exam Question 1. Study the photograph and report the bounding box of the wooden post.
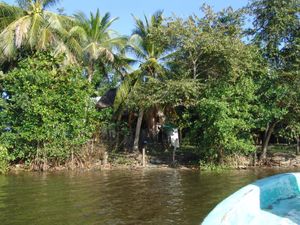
[142,148,146,167]
[253,150,257,166]
[71,149,74,170]
[173,146,176,163]
[296,137,300,155]
[103,151,108,166]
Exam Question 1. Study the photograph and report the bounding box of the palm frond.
[132,15,147,38]
[41,0,60,9]
[113,54,136,76]
[53,40,78,64]
[16,0,59,11]
[16,0,32,10]
[127,34,147,60]
[28,13,43,48]
[0,15,31,58]
[101,36,127,49]
[151,10,164,27]
[68,25,88,43]
[15,16,31,47]
[84,42,99,61]
[114,70,142,111]
[64,36,83,60]
[44,11,65,31]
[37,27,53,49]
[0,27,16,59]
[0,3,24,30]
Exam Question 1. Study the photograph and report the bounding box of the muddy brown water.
[0,168,299,225]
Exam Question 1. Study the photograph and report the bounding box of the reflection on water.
[0,168,299,225]
[0,175,8,210]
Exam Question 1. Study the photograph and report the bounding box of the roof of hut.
[96,88,117,109]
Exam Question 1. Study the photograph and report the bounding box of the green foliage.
[190,40,261,160]
[73,9,128,81]
[253,71,289,130]
[249,0,299,67]
[0,145,9,174]
[200,161,230,172]
[0,52,97,162]
[0,1,76,64]
[194,77,257,160]
[125,78,202,110]
[109,152,136,165]
[152,5,247,80]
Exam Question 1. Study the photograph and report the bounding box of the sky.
[3,0,250,35]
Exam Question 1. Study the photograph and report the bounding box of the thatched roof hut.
[96,88,117,109]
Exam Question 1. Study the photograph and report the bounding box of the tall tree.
[115,11,168,151]
[180,8,262,163]
[249,0,300,160]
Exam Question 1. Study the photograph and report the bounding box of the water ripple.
[0,168,299,225]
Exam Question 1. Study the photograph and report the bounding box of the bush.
[0,52,98,164]
[191,76,257,163]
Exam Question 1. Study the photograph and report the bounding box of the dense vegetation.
[0,0,299,172]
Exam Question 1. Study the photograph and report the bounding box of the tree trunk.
[296,136,300,156]
[189,52,198,79]
[133,110,144,152]
[128,112,134,129]
[260,122,276,161]
[179,128,183,144]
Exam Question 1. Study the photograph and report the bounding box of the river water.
[0,168,299,225]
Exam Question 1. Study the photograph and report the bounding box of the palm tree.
[129,11,166,78]
[73,9,127,82]
[0,0,75,63]
[115,11,168,151]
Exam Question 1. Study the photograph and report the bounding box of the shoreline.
[8,162,199,173]
[7,160,300,174]
[5,150,300,174]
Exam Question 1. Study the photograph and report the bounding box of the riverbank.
[8,152,198,173]
[7,148,300,173]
